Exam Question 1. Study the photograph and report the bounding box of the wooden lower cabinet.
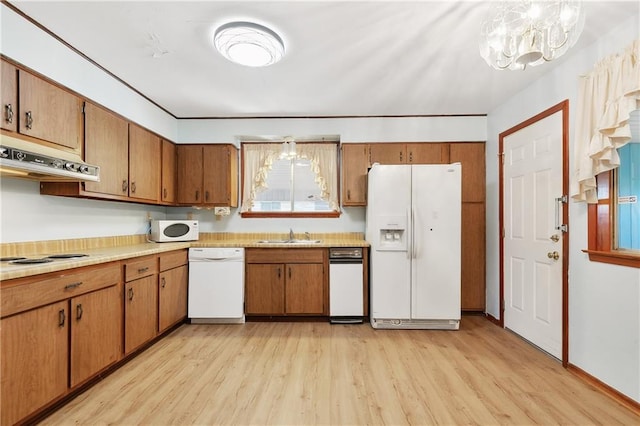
[245,249,328,316]
[124,275,158,354]
[70,285,122,387]
[159,264,188,332]
[1,301,69,426]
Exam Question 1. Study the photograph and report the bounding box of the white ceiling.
[7,1,640,119]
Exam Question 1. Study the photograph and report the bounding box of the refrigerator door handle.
[407,206,413,260]
[412,208,418,259]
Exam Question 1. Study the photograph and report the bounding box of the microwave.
[150,220,199,242]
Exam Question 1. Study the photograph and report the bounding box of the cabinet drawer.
[246,248,325,264]
[159,250,187,271]
[1,263,121,318]
[124,256,158,282]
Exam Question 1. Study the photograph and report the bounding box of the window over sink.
[240,139,340,218]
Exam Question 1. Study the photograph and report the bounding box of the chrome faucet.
[289,228,295,241]
[305,232,311,240]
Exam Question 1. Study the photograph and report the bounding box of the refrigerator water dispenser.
[377,215,407,251]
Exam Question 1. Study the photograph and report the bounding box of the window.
[586,111,639,268]
[240,141,340,217]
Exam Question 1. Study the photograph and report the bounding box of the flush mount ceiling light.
[479,1,585,70]
[213,21,285,67]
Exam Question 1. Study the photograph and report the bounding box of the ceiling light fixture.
[280,136,297,159]
[479,1,585,70]
[214,21,285,67]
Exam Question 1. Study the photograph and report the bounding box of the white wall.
[486,14,640,401]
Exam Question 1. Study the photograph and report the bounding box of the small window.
[616,142,640,250]
[240,141,340,217]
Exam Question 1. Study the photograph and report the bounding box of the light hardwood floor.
[40,316,639,425]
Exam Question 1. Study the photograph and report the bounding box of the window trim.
[239,141,341,218]
[585,170,640,268]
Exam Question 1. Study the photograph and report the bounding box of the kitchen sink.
[257,239,322,245]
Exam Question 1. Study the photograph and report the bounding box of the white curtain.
[297,143,339,211]
[240,143,282,212]
[240,142,339,212]
[571,39,640,203]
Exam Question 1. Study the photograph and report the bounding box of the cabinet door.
[285,263,325,314]
[161,139,177,203]
[70,284,122,387]
[245,263,285,315]
[341,143,369,206]
[450,142,486,202]
[84,102,130,196]
[176,145,203,204]
[202,144,238,206]
[406,143,449,164]
[1,301,68,426]
[159,265,188,332]
[124,275,158,354]
[369,143,406,164]
[18,70,82,152]
[461,203,486,311]
[129,124,161,202]
[1,61,17,132]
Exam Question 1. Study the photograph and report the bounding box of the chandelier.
[479,1,585,70]
[280,136,297,159]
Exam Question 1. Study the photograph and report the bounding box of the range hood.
[0,134,100,182]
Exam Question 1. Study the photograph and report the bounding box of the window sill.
[241,211,341,219]
[582,249,640,268]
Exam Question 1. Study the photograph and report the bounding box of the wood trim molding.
[567,364,640,417]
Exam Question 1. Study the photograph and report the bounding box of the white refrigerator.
[366,163,461,330]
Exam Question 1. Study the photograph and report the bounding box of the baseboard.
[567,363,640,416]
[484,312,501,326]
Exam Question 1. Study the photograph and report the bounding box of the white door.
[411,164,461,320]
[503,111,563,359]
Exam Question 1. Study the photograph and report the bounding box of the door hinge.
[501,299,505,312]
[498,152,504,165]
[501,227,505,239]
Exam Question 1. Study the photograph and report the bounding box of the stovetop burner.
[10,258,54,265]
[0,257,27,262]
[46,254,88,259]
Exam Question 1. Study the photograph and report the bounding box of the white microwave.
[150,220,199,242]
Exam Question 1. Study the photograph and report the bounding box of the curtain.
[240,142,340,212]
[297,143,340,211]
[571,39,640,203]
[240,143,282,212]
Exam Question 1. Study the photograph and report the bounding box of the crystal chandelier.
[479,1,585,70]
[280,136,297,159]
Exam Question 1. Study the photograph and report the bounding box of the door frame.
[498,100,570,367]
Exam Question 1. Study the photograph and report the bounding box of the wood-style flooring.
[39,315,639,425]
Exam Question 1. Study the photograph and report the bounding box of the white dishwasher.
[188,247,245,324]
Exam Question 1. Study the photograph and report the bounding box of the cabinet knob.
[122,179,128,193]
[128,287,134,301]
[195,190,199,201]
[131,182,136,193]
[205,191,210,202]
[58,309,66,327]
[25,111,33,129]
[163,188,167,199]
[161,277,166,288]
[4,103,13,124]
[347,190,351,200]
[76,303,83,320]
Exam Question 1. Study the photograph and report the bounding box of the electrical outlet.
[187,211,194,220]
[214,206,230,216]
[146,211,152,221]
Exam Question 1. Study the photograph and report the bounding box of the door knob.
[550,234,560,242]
[547,251,560,261]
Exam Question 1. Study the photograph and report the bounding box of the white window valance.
[571,39,640,203]
[240,142,339,212]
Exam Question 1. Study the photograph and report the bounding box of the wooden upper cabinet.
[84,102,129,197]
[204,144,238,206]
[176,145,204,204]
[18,70,82,154]
[176,144,238,206]
[0,61,18,132]
[369,143,407,164]
[161,139,177,203]
[129,123,161,203]
[406,143,450,164]
[341,143,369,206]
[449,142,486,202]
